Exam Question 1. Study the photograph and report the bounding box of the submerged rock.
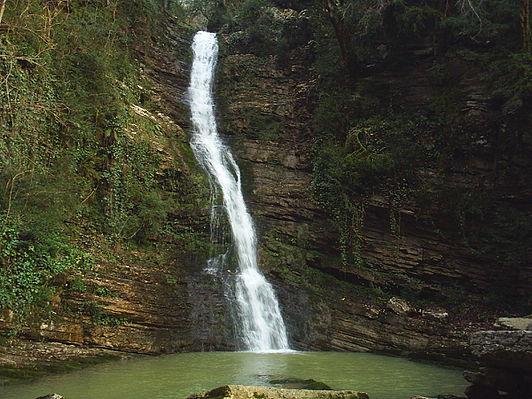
[187,385,368,399]
[268,378,331,390]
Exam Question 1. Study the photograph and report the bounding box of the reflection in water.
[236,352,291,382]
[0,352,467,399]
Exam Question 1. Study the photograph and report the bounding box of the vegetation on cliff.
[205,0,531,312]
[312,0,531,296]
[0,0,530,348]
[0,0,207,325]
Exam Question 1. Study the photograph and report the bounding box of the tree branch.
[0,0,6,26]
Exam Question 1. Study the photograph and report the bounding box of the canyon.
[0,1,530,387]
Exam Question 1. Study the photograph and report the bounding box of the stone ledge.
[470,330,532,370]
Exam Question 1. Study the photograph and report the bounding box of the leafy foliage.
[0,0,208,323]
[0,222,92,321]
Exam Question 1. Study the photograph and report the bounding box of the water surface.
[0,352,467,399]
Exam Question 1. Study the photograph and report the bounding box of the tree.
[320,0,393,77]
[522,0,530,50]
[0,0,6,25]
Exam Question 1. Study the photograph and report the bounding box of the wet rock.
[470,330,532,370]
[496,317,532,331]
[463,366,532,399]
[269,377,331,390]
[463,370,487,385]
[465,367,525,392]
[187,385,369,399]
[464,383,500,399]
[466,330,532,399]
[387,297,412,315]
[36,395,65,399]
[410,395,464,399]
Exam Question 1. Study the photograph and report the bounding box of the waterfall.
[188,31,290,352]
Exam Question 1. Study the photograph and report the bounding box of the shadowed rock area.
[462,322,532,399]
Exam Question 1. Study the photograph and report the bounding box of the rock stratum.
[216,3,531,361]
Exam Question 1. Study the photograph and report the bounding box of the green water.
[0,352,466,399]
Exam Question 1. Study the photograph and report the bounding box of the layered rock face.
[0,3,530,378]
[216,5,531,360]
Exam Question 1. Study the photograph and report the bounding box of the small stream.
[0,352,467,399]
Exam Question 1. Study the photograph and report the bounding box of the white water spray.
[188,31,290,352]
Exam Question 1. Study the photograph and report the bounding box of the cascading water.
[188,31,290,352]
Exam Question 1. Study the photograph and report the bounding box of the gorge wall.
[214,1,531,360]
[0,0,530,379]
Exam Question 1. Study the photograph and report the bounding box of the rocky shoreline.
[9,317,531,399]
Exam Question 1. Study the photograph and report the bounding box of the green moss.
[0,0,211,327]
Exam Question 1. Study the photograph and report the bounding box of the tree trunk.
[321,0,356,76]
[322,0,349,64]
[0,0,7,26]
[522,0,530,50]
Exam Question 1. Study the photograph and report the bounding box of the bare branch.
[458,0,484,37]
[1,171,30,235]
[0,0,6,26]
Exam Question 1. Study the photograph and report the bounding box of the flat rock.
[496,317,532,331]
[187,385,369,399]
[387,297,412,315]
[470,330,532,370]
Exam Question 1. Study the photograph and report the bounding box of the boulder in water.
[36,395,65,399]
[187,385,368,399]
[268,377,332,390]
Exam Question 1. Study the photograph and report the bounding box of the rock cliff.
[0,0,530,379]
[0,16,235,379]
[215,2,531,361]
